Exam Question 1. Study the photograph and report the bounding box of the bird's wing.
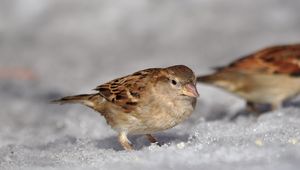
[219,44,300,76]
[94,68,159,112]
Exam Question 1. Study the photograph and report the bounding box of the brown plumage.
[53,65,199,150]
[197,44,300,114]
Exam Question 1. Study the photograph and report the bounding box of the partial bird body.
[197,44,300,113]
[53,65,198,150]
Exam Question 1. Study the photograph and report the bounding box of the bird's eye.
[171,80,177,85]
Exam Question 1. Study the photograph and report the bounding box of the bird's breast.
[129,96,196,134]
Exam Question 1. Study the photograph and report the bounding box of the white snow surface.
[1,0,300,169]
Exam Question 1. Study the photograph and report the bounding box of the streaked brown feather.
[218,44,300,76]
[94,68,160,112]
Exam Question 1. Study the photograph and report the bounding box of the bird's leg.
[270,101,282,111]
[118,132,133,151]
[246,101,258,112]
[246,101,262,117]
[146,134,161,146]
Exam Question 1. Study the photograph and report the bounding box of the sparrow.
[53,65,199,150]
[197,44,300,114]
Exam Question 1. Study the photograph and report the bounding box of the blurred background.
[1,0,300,168]
[1,0,300,90]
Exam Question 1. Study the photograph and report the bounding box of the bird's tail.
[51,93,100,108]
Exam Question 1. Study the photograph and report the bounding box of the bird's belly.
[117,98,194,134]
[126,99,195,135]
[106,96,196,135]
[239,75,300,104]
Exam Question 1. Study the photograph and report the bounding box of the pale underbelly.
[239,76,300,104]
[111,100,195,135]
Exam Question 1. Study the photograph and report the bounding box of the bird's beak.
[182,83,199,98]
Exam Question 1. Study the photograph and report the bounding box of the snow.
[1,0,300,169]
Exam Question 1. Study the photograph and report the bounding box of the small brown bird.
[197,44,300,114]
[53,65,199,150]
